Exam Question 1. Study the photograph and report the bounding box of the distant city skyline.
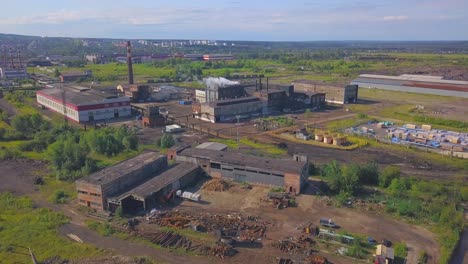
[0,0,467,41]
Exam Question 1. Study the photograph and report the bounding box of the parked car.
[320,218,338,228]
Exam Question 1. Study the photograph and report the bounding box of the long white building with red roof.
[36,84,131,123]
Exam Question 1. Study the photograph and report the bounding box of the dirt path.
[59,223,215,264]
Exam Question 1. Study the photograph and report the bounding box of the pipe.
[126,41,134,85]
[266,77,269,91]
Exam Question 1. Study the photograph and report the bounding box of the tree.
[357,162,379,185]
[379,166,401,188]
[160,134,175,148]
[54,68,61,77]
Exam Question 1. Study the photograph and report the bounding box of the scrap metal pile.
[267,192,293,209]
[140,231,192,249]
[148,210,268,242]
[202,179,231,191]
[273,234,323,262]
[139,230,237,259]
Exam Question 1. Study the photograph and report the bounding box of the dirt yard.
[176,181,440,264]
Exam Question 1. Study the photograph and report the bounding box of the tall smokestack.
[126,41,134,85]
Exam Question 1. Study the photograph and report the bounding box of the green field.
[0,193,101,262]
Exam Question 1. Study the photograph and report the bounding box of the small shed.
[333,137,345,146]
[165,124,184,133]
[315,134,324,142]
[323,135,333,144]
[376,245,394,261]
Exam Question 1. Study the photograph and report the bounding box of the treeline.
[48,126,139,180]
[0,113,139,180]
[317,161,467,264]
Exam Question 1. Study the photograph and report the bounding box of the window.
[222,168,233,171]
[78,190,88,194]
[246,169,257,173]
[79,199,86,203]
[90,193,101,197]
[210,162,221,169]
[234,168,245,171]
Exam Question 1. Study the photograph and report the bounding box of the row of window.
[79,199,101,207]
[211,162,283,177]
[37,96,78,118]
[77,190,101,197]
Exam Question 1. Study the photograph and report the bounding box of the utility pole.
[236,115,240,149]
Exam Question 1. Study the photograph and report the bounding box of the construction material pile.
[272,239,303,253]
[140,231,192,249]
[151,212,191,229]
[267,192,293,209]
[303,255,328,264]
[149,210,268,242]
[202,179,231,192]
[277,258,294,264]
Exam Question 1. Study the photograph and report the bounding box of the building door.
[88,112,94,122]
[114,109,119,118]
[86,201,91,207]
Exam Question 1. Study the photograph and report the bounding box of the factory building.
[176,148,309,194]
[76,150,202,213]
[193,97,263,123]
[0,67,28,80]
[292,80,358,104]
[36,84,131,123]
[351,74,468,98]
[76,151,168,211]
[107,162,200,213]
[60,70,92,82]
[202,54,235,61]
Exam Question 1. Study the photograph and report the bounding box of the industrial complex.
[351,74,468,98]
[293,80,358,104]
[76,144,309,213]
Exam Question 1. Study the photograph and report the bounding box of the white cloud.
[383,15,409,21]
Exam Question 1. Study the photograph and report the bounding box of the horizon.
[1,0,467,41]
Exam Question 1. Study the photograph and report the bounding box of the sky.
[0,0,467,41]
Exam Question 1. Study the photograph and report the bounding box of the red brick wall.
[284,173,301,194]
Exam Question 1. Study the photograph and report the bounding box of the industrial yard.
[1,29,468,264]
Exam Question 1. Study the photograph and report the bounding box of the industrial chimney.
[126,41,134,85]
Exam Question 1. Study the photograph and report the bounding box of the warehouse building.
[36,84,131,123]
[176,148,309,194]
[76,151,168,211]
[351,74,468,98]
[60,70,92,82]
[292,80,358,104]
[76,151,202,213]
[0,67,28,80]
[193,97,263,123]
[107,162,200,213]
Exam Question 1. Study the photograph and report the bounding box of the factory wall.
[76,181,105,210]
[351,81,468,98]
[37,92,131,123]
[293,82,358,104]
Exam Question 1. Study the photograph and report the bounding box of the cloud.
[383,15,409,21]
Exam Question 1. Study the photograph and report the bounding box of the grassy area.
[0,193,101,262]
[365,139,468,170]
[209,137,287,156]
[90,150,141,168]
[325,115,370,131]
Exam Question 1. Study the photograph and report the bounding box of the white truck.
[320,218,338,228]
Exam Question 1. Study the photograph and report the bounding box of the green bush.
[160,134,175,148]
[270,187,285,193]
[50,190,68,204]
[379,166,401,188]
[394,242,408,258]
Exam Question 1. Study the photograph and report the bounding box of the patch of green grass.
[209,137,286,156]
[90,150,140,168]
[0,193,101,262]
[326,115,370,131]
[85,220,115,237]
[40,177,77,200]
[209,138,239,149]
